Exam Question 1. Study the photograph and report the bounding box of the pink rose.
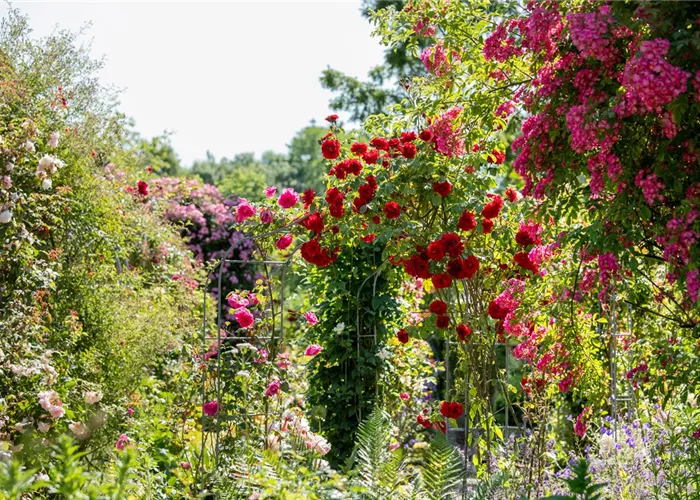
[235,308,254,328]
[260,209,273,224]
[115,434,129,450]
[265,186,277,198]
[276,234,293,250]
[236,199,256,223]
[265,378,281,397]
[304,344,323,357]
[227,293,249,310]
[203,400,219,416]
[304,311,319,325]
[400,392,410,401]
[277,188,299,209]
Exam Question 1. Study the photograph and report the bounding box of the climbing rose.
[227,294,248,309]
[137,180,148,196]
[402,142,417,159]
[419,129,433,142]
[321,138,341,159]
[396,329,409,344]
[427,240,447,260]
[433,180,452,197]
[432,273,453,289]
[304,311,319,325]
[363,149,379,164]
[456,324,472,341]
[203,401,219,416]
[236,199,256,223]
[278,188,299,209]
[259,209,273,224]
[235,308,255,328]
[436,315,450,329]
[302,189,316,208]
[430,107,465,157]
[482,195,503,219]
[275,234,293,250]
[84,391,103,404]
[325,114,339,122]
[383,201,401,219]
[439,401,464,419]
[370,137,389,151]
[49,131,60,148]
[265,378,281,397]
[351,142,368,155]
[482,219,494,234]
[429,300,448,315]
[265,186,277,198]
[505,187,518,202]
[458,210,476,231]
[115,434,130,450]
[304,344,323,356]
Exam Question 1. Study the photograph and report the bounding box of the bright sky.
[1,1,387,166]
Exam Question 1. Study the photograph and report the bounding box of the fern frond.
[421,433,464,500]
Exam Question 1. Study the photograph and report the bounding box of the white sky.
[1,1,387,166]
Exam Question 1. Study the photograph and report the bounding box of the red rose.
[487,300,508,320]
[456,323,472,341]
[363,149,380,164]
[137,180,149,196]
[488,149,505,164]
[372,215,381,224]
[302,189,316,209]
[482,195,503,219]
[401,131,417,143]
[436,315,450,329]
[515,230,537,247]
[367,175,378,191]
[429,300,448,315]
[345,159,363,176]
[463,255,479,278]
[505,187,518,203]
[383,201,401,219]
[419,130,433,142]
[427,240,447,260]
[361,234,376,244]
[351,142,368,155]
[370,137,389,151]
[440,233,463,258]
[325,114,339,122]
[396,328,409,344]
[417,414,433,429]
[457,210,476,231]
[433,180,452,197]
[514,252,538,273]
[482,219,494,234]
[302,212,324,234]
[432,273,452,289]
[331,225,340,234]
[388,137,401,149]
[403,254,431,279]
[434,420,447,434]
[402,142,417,159]
[439,401,464,419]
[321,138,341,160]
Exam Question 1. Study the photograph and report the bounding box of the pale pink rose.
[49,131,60,148]
[304,312,319,325]
[49,406,65,419]
[37,422,51,433]
[227,293,249,310]
[304,344,323,357]
[276,234,293,250]
[235,308,254,328]
[115,434,129,450]
[264,186,277,198]
[69,422,89,439]
[236,199,256,223]
[265,378,281,397]
[260,209,273,224]
[253,348,268,364]
[276,353,291,370]
[277,188,299,209]
[84,391,102,404]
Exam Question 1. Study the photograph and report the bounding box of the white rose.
[41,178,52,190]
[0,210,12,224]
[24,141,35,153]
[49,131,60,148]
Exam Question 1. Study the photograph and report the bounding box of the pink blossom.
[203,400,219,416]
[115,434,130,450]
[430,107,465,158]
[180,461,192,470]
[420,42,458,76]
[278,188,299,209]
[235,308,255,328]
[276,352,291,370]
[260,209,273,224]
[276,234,293,250]
[227,293,249,310]
[567,5,618,64]
[573,407,591,437]
[236,198,256,223]
[399,392,410,401]
[304,311,319,325]
[265,378,281,397]
[254,348,268,364]
[634,170,665,205]
[265,186,277,198]
[304,344,323,357]
[687,269,700,303]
